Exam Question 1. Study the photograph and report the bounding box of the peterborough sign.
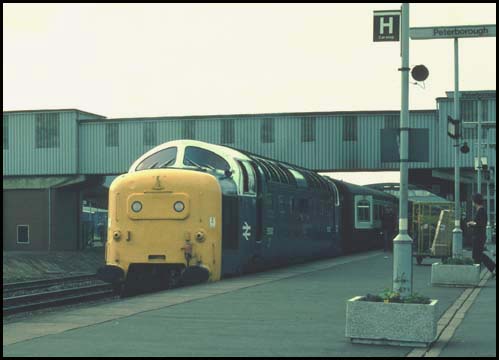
[410,24,496,40]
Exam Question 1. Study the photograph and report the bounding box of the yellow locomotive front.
[98,168,222,293]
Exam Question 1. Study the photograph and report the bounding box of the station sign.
[373,10,401,42]
[410,24,496,40]
[380,128,429,163]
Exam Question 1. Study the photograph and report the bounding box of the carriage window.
[136,147,177,171]
[183,146,230,171]
[357,200,371,222]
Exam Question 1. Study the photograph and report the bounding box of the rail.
[3,275,115,316]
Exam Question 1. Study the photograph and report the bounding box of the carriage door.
[236,160,258,269]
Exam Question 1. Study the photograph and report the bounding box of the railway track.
[3,274,115,316]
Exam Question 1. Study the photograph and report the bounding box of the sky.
[3,3,496,185]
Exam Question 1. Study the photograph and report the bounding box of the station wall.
[3,188,79,251]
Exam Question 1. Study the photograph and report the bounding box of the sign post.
[373,4,412,298]
[410,24,496,259]
[477,100,483,195]
[393,3,413,298]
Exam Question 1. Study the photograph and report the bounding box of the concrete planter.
[431,262,480,287]
[345,296,438,347]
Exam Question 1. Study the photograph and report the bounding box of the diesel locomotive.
[97,140,397,293]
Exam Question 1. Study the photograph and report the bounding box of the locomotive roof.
[128,139,338,194]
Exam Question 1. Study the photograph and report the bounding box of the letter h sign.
[373,10,401,42]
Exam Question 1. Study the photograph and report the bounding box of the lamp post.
[392,2,413,298]
[477,100,482,195]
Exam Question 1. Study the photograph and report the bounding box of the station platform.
[3,247,496,357]
[3,248,104,283]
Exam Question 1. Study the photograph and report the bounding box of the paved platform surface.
[3,248,104,282]
[3,248,496,357]
[438,278,496,358]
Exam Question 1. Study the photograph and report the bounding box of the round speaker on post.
[411,65,429,82]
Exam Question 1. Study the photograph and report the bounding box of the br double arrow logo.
[242,221,252,241]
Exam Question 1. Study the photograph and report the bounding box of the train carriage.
[329,180,398,254]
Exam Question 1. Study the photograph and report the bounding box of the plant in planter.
[431,257,480,286]
[361,289,432,304]
[346,288,438,347]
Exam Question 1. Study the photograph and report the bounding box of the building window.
[461,99,489,136]
[35,113,60,148]
[3,115,8,150]
[301,116,316,142]
[221,119,234,144]
[261,118,274,143]
[343,115,357,141]
[384,114,399,128]
[143,122,157,146]
[17,225,30,244]
[183,120,196,139]
[106,123,119,147]
[460,100,475,122]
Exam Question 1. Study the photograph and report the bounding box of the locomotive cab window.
[183,146,230,172]
[136,147,178,171]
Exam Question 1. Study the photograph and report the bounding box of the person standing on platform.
[467,193,496,277]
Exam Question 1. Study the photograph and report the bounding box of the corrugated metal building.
[3,91,496,251]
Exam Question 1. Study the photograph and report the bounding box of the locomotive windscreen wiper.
[185,158,208,171]
[159,158,176,168]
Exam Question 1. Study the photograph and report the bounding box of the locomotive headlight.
[131,201,143,213]
[174,201,185,212]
